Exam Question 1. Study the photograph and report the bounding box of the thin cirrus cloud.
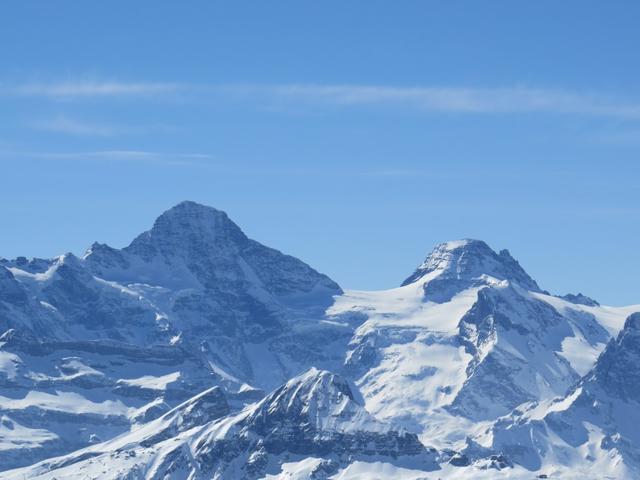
[3,79,640,118]
[225,84,640,118]
[0,150,213,166]
[5,81,181,98]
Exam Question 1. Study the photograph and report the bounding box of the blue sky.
[1,1,639,305]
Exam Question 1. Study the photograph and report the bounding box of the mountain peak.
[560,292,600,307]
[244,367,396,436]
[123,201,247,261]
[149,201,241,240]
[401,239,540,297]
[84,201,341,303]
[158,200,229,223]
[271,367,355,403]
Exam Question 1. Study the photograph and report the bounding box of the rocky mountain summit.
[1,202,638,479]
[401,239,541,299]
[86,201,340,303]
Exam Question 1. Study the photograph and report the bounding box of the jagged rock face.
[0,257,52,274]
[450,285,588,420]
[192,369,434,478]
[127,201,248,263]
[2,201,344,352]
[88,201,341,299]
[561,293,600,307]
[136,386,230,449]
[589,313,640,400]
[43,255,163,342]
[485,313,640,475]
[402,239,540,302]
[0,253,170,344]
[83,202,342,342]
[172,386,230,427]
[0,266,27,306]
[1,369,438,480]
[214,369,389,436]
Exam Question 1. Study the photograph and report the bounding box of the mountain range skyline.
[1,200,638,478]
[0,200,628,307]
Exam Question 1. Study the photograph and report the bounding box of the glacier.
[0,201,638,479]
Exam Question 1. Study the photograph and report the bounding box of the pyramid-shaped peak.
[162,200,225,216]
[126,201,247,256]
[438,239,489,251]
[152,201,238,234]
[402,239,540,292]
[83,201,340,300]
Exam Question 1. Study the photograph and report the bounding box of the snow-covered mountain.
[3,368,439,480]
[329,240,635,448]
[0,202,348,470]
[482,312,640,478]
[1,202,638,478]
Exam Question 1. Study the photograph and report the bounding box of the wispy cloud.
[221,84,640,118]
[3,81,181,98]
[0,150,213,166]
[4,78,640,118]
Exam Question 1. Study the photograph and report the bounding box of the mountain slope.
[483,312,640,478]
[329,240,636,450]
[3,369,438,480]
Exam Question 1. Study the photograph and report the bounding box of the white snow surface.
[117,371,181,390]
[0,390,133,416]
